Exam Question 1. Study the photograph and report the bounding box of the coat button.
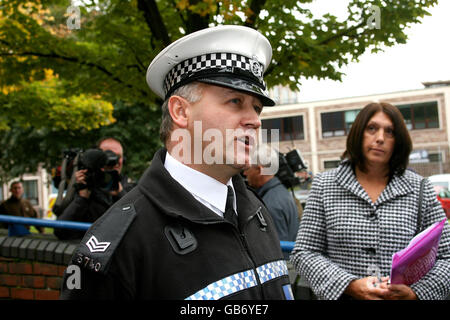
[363,247,376,255]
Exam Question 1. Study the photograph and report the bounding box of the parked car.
[432,185,450,219]
[428,174,450,189]
[428,175,450,218]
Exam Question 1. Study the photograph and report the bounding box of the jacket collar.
[138,148,260,224]
[164,151,236,214]
[335,160,413,205]
[257,176,282,197]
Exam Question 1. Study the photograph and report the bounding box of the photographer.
[54,138,135,240]
[96,137,135,195]
[243,144,300,260]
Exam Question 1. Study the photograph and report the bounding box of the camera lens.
[104,150,119,167]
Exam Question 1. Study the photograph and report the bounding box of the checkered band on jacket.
[163,52,265,96]
[290,161,450,300]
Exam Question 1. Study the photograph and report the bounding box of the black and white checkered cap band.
[163,52,266,97]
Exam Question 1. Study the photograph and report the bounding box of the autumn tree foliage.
[0,0,437,181]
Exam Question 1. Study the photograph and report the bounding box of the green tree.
[0,0,438,182]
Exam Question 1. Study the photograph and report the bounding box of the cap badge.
[250,55,263,78]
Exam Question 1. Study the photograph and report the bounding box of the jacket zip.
[174,206,267,298]
[238,206,265,299]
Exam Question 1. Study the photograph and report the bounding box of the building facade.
[262,82,450,177]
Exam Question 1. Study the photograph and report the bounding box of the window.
[22,180,38,206]
[429,153,443,163]
[324,160,341,170]
[397,101,439,130]
[272,86,279,103]
[262,116,304,142]
[321,109,360,138]
[345,110,359,131]
[280,88,290,104]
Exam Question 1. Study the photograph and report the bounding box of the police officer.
[60,25,292,300]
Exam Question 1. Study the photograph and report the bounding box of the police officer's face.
[187,84,262,172]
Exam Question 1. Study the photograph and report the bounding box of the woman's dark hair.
[342,102,412,176]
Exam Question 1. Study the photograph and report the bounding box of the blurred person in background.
[0,181,44,233]
[243,143,299,259]
[54,137,135,240]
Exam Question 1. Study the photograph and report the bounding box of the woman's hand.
[380,283,418,300]
[344,276,390,300]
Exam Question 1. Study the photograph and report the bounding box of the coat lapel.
[334,160,413,205]
[376,172,413,206]
[334,161,372,204]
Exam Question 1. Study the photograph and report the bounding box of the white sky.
[296,0,450,102]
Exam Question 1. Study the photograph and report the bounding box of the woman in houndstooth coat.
[291,102,450,300]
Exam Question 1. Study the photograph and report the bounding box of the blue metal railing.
[0,214,91,231]
[0,214,295,252]
[280,241,295,253]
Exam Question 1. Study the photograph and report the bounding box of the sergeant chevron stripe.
[86,235,111,253]
[185,260,289,300]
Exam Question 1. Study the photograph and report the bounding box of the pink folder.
[390,218,447,285]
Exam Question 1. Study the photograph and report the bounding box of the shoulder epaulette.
[246,185,267,208]
[71,203,137,274]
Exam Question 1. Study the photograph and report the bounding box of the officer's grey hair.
[160,82,204,145]
[252,144,279,168]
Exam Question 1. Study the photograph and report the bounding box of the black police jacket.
[54,189,113,240]
[60,148,292,300]
[54,175,135,240]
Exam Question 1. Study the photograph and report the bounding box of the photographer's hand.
[109,182,123,197]
[75,169,91,199]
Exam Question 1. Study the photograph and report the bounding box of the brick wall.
[0,257,66,299]
[0,231,77,300]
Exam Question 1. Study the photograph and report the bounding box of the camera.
[77,148,121,192]
[52,148,121,217]
[52,148,121,193]
[276,149,307,189]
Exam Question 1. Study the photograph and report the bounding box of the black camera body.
[276,149,307,189]
[78,149,121,192]
[53,148,121,217]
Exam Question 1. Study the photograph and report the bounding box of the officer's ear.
[256,165,263,174]
[168,95,190,128]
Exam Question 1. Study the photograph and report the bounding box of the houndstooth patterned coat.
[291,160,450,300]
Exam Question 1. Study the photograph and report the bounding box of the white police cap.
[146,25,275,106]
